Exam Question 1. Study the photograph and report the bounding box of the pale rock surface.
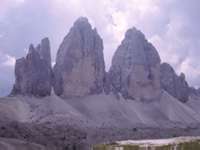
[11,38,52,97]
[53,17,105,98]
[160,63,190,102]
[109,27,161,101]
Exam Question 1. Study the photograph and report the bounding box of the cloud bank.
[0,0,200,96]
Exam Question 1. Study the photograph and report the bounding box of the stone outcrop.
[11,38,52,97]
[109,27,161,101]
[160,63,190,102]
[53,17,105,98]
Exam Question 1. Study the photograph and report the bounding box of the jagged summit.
[109,27,161,100]
[11,38,52,97]
[73,17,90,27]
[53,17,105,98]
[125,27,146,41]
[37,37,51,67]
[118,27,161,66]
[27,38,51,66]
[160,62,190,102]
[28,44,35,53]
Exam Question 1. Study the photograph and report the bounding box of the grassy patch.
[93,144,140,150]
[155,145,173,150]
[123,145,140,150]
[177,141,200,150]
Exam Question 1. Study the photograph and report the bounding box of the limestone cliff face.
[53,17,105,98]
[10,18,196,103]
[160,63,190,102]
[109,27,161,101]
[11,38,52,97]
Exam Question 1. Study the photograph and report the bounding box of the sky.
[0,0,200,96]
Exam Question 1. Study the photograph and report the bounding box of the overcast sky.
[0,0,200,96]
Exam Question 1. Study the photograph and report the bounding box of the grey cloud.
[152,0,200,87]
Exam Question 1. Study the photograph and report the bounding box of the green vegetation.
[93,144,115,150]
[155,145,173,150]
[177,141,200,150]
[123,145,140,150]
[93,144,140,150]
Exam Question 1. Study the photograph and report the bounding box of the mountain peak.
[125,27,145,41]
[109,27,161,101]
[73,17,91,29]
[160,62,190,102]
[53,17,105,98]
[11,38,52,97]
[28,44,35,54]
[75,17,89,24]
[37,37,51,67]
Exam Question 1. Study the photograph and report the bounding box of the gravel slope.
[0,92,200,149]
[0,138,47,150]
[0,90,200,128]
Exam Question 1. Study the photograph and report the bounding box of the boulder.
[53,17,105,98]
[109,27,161,101]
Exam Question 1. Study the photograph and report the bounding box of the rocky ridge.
[10,17,199,102]
[11,38,52,97]
[160,63,190,102]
